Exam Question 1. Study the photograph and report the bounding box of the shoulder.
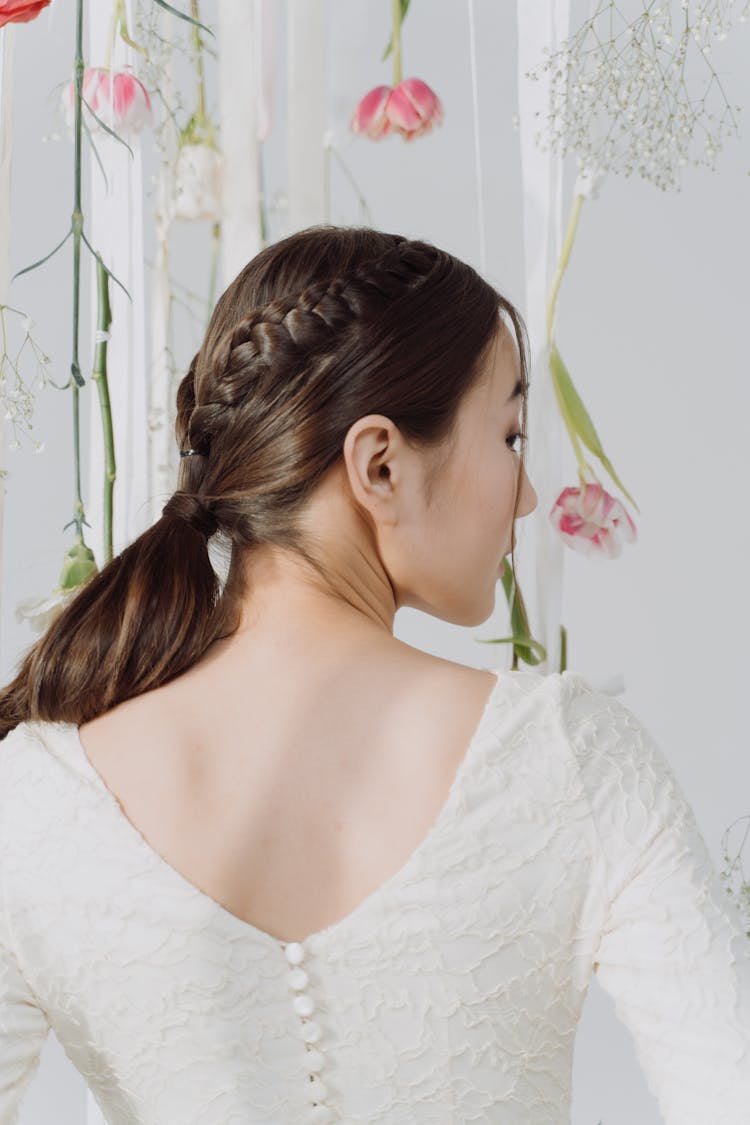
[0,719,80,822]
[555,671,699,866]
[393,649,561,713]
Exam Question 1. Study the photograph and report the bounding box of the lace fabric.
[1,668,748,1124]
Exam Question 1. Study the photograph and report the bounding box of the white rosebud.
[173,142,224,222]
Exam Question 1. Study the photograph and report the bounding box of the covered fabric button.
[308,1075,328,1100]
[304,1047,324,1072]
[284,941,305,965]
[294,994,315,1017]
[301,1019,322,1043]
[287,967,309,991]
[307,1105,334,1123]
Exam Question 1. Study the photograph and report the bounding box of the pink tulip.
[61,67,152,137]
[0,0,51,28]
[549,483,637,559]
[350,77,443,142]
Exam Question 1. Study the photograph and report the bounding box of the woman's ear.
[342,414,406,527]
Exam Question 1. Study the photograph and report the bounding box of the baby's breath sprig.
[720,815,750,937]
[0,306,51,477]
[526,0,747,193]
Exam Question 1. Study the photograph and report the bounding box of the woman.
[0,226,748,1123]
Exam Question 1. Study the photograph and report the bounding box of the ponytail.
[0,512,237,740]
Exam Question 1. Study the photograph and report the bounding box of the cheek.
[482,446,517,518]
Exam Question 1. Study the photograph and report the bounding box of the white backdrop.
[2,2,749,1122]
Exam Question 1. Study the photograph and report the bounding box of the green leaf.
[476,560,549,666]
[475,635,547,663]
[11,228,72,283]
[381,0,411,61]
[152,0,215,37]
[79,230,132,304]
[80,95,135,160]
[549,342,640,514]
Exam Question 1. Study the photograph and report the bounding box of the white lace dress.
[1,668,749,1124]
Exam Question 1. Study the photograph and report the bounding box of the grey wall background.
[2,1,749,1122]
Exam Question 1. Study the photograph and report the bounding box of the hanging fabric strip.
[466,0,486,275]
[147,3,180,527]
[218,0,264,285]
[515,0,570,674]
[0,23,14,621]
[287,0,326,232]
[255,0,278,144]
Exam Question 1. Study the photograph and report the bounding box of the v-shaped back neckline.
[56,666,510,954]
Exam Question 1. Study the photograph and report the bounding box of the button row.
[285,941,335,1123]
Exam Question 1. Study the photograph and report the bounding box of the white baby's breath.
[0,305,51,459]
[526,0,748,192]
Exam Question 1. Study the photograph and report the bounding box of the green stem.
[91,256,115,563]
[104,0,123,71]
[546,192,585,346]
[191,0,207,121]
[71,0,86,547]
[392,0,402,86]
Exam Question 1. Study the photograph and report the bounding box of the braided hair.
[0,225,529,736]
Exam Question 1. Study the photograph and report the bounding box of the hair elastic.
[180,448,205,457]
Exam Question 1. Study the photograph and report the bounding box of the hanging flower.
[61,67,152,138]
[15,540,98,635]
[549,483,637,559]
[0,0,51,28]
[173,141,224,221]
[171,108,223,222]
[15,588,77,634]
[350,77,443,142]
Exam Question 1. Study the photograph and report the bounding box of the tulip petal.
[386,76,444,139]
[0,0,51,28]
[350,85,392,140]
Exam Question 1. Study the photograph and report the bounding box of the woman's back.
[75,644,500,945]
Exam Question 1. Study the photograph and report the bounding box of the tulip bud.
[61,67,152,137]
[350,77,443,142]
[549,483,637,558]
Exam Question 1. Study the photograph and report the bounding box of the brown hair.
[0,225,529,739]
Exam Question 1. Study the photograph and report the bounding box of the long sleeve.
[0,835,51,1123]
[560,670,750,1124]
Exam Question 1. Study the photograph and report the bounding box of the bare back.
[77,643,499,944]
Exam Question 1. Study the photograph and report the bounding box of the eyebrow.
[505,375,527,405]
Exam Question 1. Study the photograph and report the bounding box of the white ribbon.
[516,0,570,675]
[217,0,264,283]
[0,23,14,630]
[286,0,326,233]
[148,3,180,525]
